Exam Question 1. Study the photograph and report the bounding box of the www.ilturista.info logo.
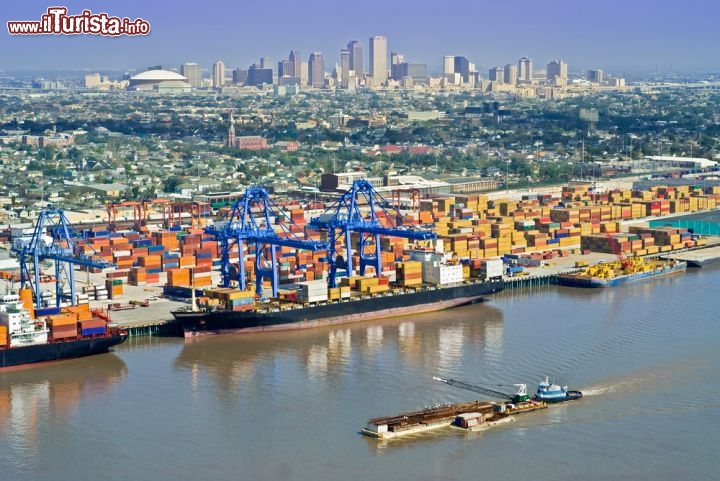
[7,7,151,36]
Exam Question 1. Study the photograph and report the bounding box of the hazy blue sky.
[2,0,719,74]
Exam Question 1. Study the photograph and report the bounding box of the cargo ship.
[173,276,504,338]
[556,257,687,288]
[0,290,127,369]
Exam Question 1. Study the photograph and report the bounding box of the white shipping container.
[480,259,504,280]
[302,294,329,303]
[423,264,464,285]
[514,256,545,268]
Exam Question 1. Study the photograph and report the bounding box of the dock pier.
[120,319,181,337]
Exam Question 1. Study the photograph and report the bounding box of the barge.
[361,399,547,440]
[556,257,687,288]
[362,377,581,440]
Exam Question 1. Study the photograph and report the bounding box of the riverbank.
[95,237,720,338]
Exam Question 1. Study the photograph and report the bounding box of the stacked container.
[167,268,191,286]
[105,279,123,299]
[95,285,108,301]
[396,261,422,287]
[128,267,147,286]
[205,288,255,312]
[48,312,77,340]
[79,318,106,336]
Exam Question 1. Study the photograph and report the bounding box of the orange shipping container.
[48,313,79,326]
[79,318,106,330]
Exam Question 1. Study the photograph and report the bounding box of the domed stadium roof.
[130,70,187,81]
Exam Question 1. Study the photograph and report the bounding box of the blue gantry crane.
[11,207,115,309]
[308,180,437,288]
[206,186,327,297]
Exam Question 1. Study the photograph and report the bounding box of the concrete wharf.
[665,245,720,267]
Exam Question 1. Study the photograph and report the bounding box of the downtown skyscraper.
[369,35,387,86]
[347,40,363,81]
[547,59,568,85]
[181,63,202,88]
[212,60,225,88]
[518,56,533,83]
[308,52,325,89]
[340,49,350,88]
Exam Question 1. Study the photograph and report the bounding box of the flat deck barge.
[361,400,547,440]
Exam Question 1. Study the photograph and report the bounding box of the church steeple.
[226,111,236,147]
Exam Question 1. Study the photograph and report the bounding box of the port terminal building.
[320,172,498,195]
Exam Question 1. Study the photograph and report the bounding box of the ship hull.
[556,261,686,288]
[534,391,583,403]
[174,279,504,337]
[0,334,128,369]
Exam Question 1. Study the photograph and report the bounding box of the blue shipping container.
[81,327,106,336]
[162,286,204,298]
[36,307,62,316]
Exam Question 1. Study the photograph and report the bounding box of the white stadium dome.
[130,70,188,81]
[128,69,191,91]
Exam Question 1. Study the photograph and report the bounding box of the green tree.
[163,176,182,193]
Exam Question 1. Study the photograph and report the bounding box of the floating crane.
[11,207,115,309]
[433,377,530,403]
[606,231,634,271]
[308,180,436,288]
[206,187,327,297]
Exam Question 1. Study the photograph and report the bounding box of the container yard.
[1,179,718,338]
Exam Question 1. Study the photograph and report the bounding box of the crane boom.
[433,377,530,403]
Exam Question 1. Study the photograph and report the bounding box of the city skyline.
[2,0,720,73]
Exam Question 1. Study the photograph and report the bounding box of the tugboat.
[533,376,583,403]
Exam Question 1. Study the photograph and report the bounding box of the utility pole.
[506,159,509,193]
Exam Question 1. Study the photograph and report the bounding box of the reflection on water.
[307,345,328,381]
[5,266,720,481]
[364,325,384,353]
[0,355,127,461]
[436,326,465,373]
[174,303,505,399]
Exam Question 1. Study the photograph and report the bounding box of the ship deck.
[368,400,495,427]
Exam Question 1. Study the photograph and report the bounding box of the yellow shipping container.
[226,290,255,300]
[357,277,380,290]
